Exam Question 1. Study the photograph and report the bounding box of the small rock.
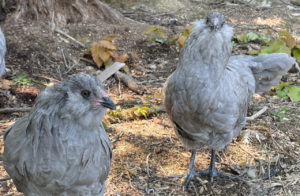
[247,168,257,179]
[250,44,261,51]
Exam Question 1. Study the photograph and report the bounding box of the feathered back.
[0,27,6,77]
[3,74,113,196]
[247,53,295,92]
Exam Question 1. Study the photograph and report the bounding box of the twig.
[96,62,125,82]
[64,62,79,75]
[0,177,11,182]
[236,143,261,162]
[54,28,86,48]
[117,74,122,98]
[294,62,300,73]
[246,106,268,121]
[38,75,60,82]
[146,153,151,177]
[80,58,145,94]
[0,107,31,114]
[79,57,95,65]
[190,182,199,196]
[115,71,145,95]
[279,0,300,7]
[57,63,63,81]
[61,49,69,68]
[111,131,124,143]
[262,154,281,180]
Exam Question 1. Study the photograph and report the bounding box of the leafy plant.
[260,39,291,54]
[144,26,168,44]
[274,106,287,120]
[258,26,299,64]
[12,72,35,85]
[232,41,237,47]
[273,82,300,102]
[176,25,193,49]
[292,44,300,63]
[133,105,149,119]
[235,32,270,43]
[88,35,129,68]
[287,86,300,102]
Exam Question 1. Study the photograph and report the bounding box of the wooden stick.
[115,71,145,95]
[246,106,268,121]
[146,153,151,177]
[96,62,125,82]
[80,58,145,94]
[0,177,11,182]
[0,107,31,114]
[54,28,86,48]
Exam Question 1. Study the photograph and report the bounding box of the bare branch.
[246,106,268,121]
[54,28,86,48]
[0,107,31,114]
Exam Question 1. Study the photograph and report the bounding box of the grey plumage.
[164,12,295,186]
[3,73,116,196]
[0,27,6,78]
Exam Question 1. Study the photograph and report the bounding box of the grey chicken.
[0,27,6,78]
[164,12,295,189]
[3,73,116,196]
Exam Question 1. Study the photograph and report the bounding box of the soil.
[0,0,300,195]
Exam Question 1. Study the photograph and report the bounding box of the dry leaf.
[99,40,116,50]
[130,52,141,61]
[115,53,129,63]
[104,57,113,67]
[99,47,111,62]
[102,35,116,41]
[0,79,13,90]
[178,36,186,48]
[108,50,119,59]
[91,42,103,67]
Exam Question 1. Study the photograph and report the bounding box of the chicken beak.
[211,18,219,31]
[100,96,116,110]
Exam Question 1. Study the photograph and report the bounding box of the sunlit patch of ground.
[253,17,284,27]
[105,113,297,195]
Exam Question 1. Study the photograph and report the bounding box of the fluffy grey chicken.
[164,12,295,189]
[3,73,116,196]
[0,27,6,78]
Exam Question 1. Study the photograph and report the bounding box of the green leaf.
[232,41,237,47]
[260,40,291,55]
[287,86,300,102]
[236,32,270,43]
[12,72,35,85]
[279,81,294,86]
[274,106,287,119]
[247,50,259,55]
[273,82,294,99]
[247,32,259,42]
[144,26,161,34]
[285,24,289,30]
[292,44,300,63]
[237,32,248,43]
[258,36,271,43]
[279,31,296,48]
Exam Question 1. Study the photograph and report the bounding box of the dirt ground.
[0,0,300,195]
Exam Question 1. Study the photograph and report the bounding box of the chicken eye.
[81,90,91,98]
